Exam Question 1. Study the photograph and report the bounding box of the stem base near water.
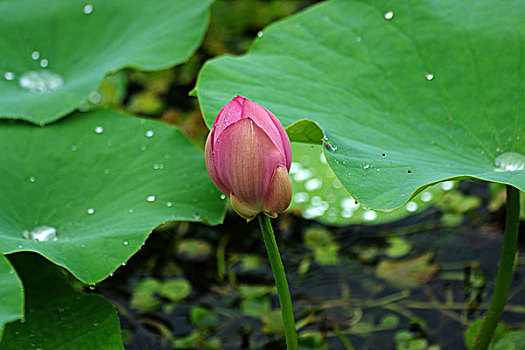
[472,185,520,350]
[258,214,298,350]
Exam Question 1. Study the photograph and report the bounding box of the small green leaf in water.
[190,306,219,330]
[131,278,191,312]
[176,239,213,261]
[385,237,412,259]
[376,252,437,289]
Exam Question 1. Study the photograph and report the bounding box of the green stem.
[472,185,520,350]
[258,214,298,350]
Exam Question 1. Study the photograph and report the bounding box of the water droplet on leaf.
[4,72,15,81]
[89,91,101,104]
[23,225,57,242]
[19,71,64,93]
[83,4,93,14]
[494,152,525,171]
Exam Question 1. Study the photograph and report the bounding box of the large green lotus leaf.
[0,109,226,283]
[288,142,455,225]
[1,253,123,350]
[195,0,525,210]
[0,256,23,339]
[0,0,212,125]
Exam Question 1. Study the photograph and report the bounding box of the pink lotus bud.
[205,96,292,221]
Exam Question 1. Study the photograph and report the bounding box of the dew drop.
[356,36,362,42]
[4,72,15,81]
[128,208,134,214]
[123,241,129,246]
[94,126,104,134]
[83,4,93,14]
[146,195,156,202]
[40,59,48,68]
[425,72,434,80]
[140,144,147,151]
[494,152,525,171]
[364,164,370,169]
[89,91,101,104]
[145,130,154,138]
[31,51,40,60]
[87,208,95,215]
[406,201,418,212]
[19,71,64,93]
[384,11,394,20]
[29,176,35,183]
[257,31,264,38]
[104,168,110,174]
[23,226,57,242]
[220,194,226,200]
[71,145,77,151]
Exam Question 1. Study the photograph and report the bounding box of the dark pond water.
[96,183,525,350]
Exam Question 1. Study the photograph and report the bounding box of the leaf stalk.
[472,185,520,350]
[258,214,298,350]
